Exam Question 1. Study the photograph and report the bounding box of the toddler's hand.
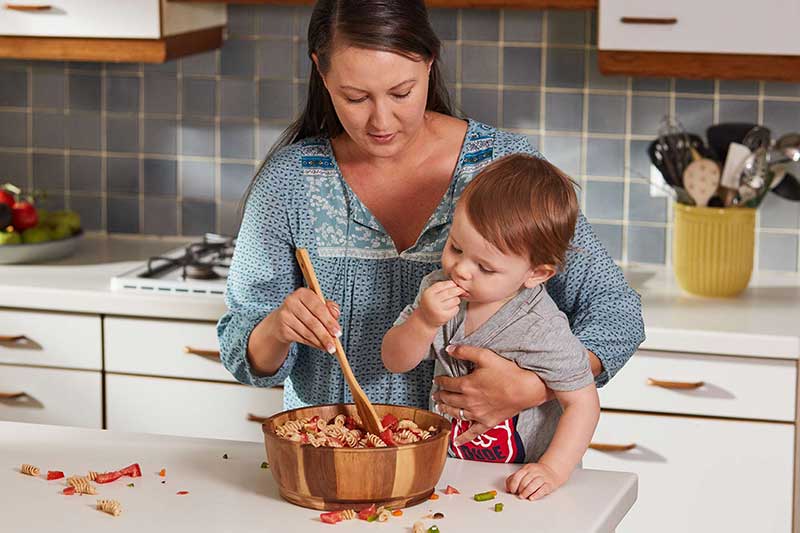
[505,462,566,501]
[418,281,464,327]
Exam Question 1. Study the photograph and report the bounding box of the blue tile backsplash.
[0,5,799,273]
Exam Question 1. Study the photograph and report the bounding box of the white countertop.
[0,421,637,533]
[0,234,799,359]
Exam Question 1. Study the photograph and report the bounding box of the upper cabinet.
[597,0,800,81]
[0,0,226,63]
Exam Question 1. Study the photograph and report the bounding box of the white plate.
[0,231,83,264]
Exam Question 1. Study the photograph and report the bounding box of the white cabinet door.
[599,0,800,56]
[105,317,234,382]
[0,309,101,370]
[598,351,796,422]
[583,411,793,533]
[106,374,284,442]
[0,364,101,428]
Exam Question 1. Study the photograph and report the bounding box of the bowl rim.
[0,228,83,248]
[262,402,451,451]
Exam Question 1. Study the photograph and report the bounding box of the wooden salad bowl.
[262,403,450,511]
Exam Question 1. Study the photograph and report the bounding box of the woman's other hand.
[433,344,552,446]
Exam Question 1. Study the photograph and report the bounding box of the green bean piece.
[494,502,504,512]
[427,526,440,533]
[473,490,497,502]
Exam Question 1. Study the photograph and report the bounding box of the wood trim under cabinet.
[599,50,800,82]
[168,0,598,8]
[0,26,223,63]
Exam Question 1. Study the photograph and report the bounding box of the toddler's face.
[441,206,546,305]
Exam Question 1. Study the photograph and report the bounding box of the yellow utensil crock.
[672,203,756,298]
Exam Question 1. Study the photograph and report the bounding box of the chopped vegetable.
[176,491,189,495]
[433,512,444,519]
[428,526,440,533]
[391,510,403,517]
[357,504,376,521]
[62,487,76,495]
[158,468,166,477]
[429,493,439,500]
[320,511,342,524]
[94,471,123,484]
[222,454,228,459]
[366,515,378,523]
[260,462,269,469]
[46,471,64,480]
[379,429,397,447]
[119,463,142,478]
[473,490,497,502]
[381,413,398,431]
[127,483,135,488]
[494,503,504,512]
[444,485,460,495]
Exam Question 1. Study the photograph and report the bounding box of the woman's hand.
[433,344,552,446]
[270,288,342,354]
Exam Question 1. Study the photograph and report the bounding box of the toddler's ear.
[524,265,557,288]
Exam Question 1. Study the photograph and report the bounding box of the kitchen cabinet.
[106,374,283,442]
[169,0,598,9]
[584,348,799,532]
[585,411,794,533]
[0,364,102,428]
[597,0,800,81]
[0,0,226,63]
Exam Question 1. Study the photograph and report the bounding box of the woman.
[218,0,644,447]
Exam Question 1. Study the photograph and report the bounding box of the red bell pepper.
[344,416,359,430]
[320,511,343,524]
[46,471,64,480]
[119,463,142,478]
[444,484,460,495]
[94,470,123,484]
[357,504,376,521]
[380,413,398,431]
[62,487,76,495]
[379,429,397,447]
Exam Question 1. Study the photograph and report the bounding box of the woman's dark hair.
[241,0,454,216]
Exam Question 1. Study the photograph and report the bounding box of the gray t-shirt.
[395,269,593,463]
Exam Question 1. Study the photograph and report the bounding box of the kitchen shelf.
[168,0,598,8]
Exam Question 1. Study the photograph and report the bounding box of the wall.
[0,5,798,271]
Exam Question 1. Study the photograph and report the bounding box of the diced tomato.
[176,491,189,495]
[159,468,166,477]
[46,471,64,480]
[62,487,76,495]
[380,413,398,431]
[320,511,342,524]
[119,463,142,478]
[94,470,123,484]
[444,484,460,495]
[379,429,397,447]
[357,504,376,521]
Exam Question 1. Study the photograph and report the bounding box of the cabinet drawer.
[105,317,233,382]
[599,351,796,422]
[599,0,800,56]
[0,0,160,39]
[106,374,284,442]
[0,309,101,371]
[0,364,101,428]
[583,411,793,533]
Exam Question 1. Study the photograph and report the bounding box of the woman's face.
[316,45,431,159]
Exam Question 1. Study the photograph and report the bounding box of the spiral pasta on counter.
[96,499,122,517]
[20,464,39,476]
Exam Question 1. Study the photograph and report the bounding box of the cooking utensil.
[263,403,449,510]
[294,248,383,436]
[682,148,721,207]
[706,123,759,162]
[771,173,800,201]
[737,147,772,206]
[719,142,751,206]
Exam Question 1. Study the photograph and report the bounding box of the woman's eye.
[392,91,412,99]
[478,265,495,274]
[345,96,368,104]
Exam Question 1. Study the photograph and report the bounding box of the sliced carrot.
[391,510,403,517]
[429,493,439,500]
[158,468,166,477]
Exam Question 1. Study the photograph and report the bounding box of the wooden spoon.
[294,248,383,436]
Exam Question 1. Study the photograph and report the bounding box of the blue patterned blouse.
[218,119,645,410]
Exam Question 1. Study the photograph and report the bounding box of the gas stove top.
[110,234,233,296]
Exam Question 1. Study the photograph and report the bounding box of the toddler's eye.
[478,264,495,274]
[450,243,462,254]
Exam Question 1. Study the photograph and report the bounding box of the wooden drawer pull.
[0,391,27,400]
[0,334,28,343]
[247,413,269,424]
[589,442,637,452]
[647,377,704,390]
[183,346,220,359]
[620,16,678,25]
[5,4,53,11]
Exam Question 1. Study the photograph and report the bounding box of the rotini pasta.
[87,471,99,481]
[96,499,122,517]
[275,413,439,448]
[340,509,356,520]
[20,464,39,476]
[67,475,96,495]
